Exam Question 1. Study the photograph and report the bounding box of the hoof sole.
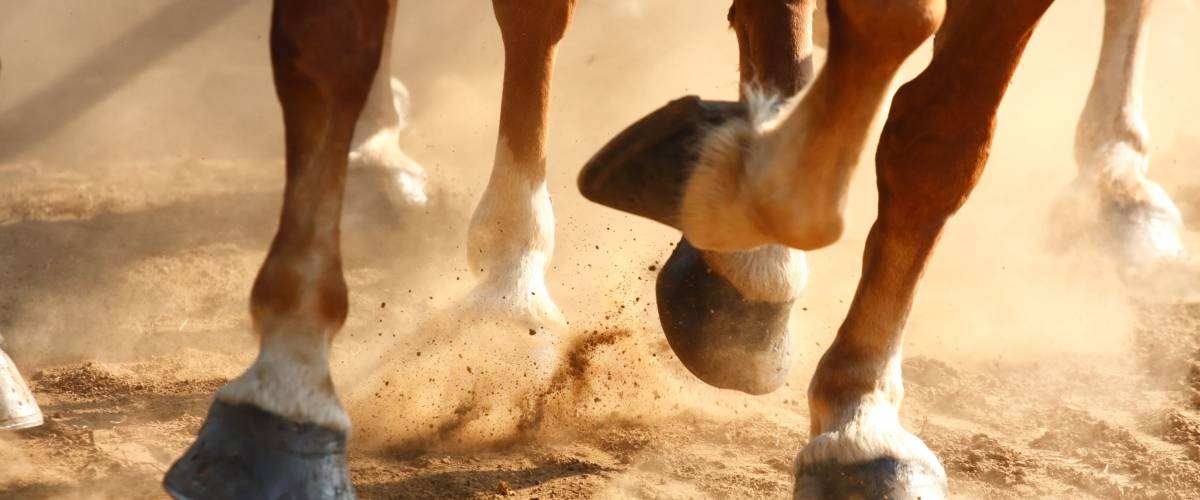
[656,238,792,395]
[794,457,946,500]
[578,96,745,228]
[163,400,354,500]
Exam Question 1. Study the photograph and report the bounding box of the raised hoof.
[656,238,792,395]
[164,400,354,500]
[578,96,745,228]
[0,347,42,431]
[794,457,947,500]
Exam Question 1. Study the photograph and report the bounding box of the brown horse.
[0,0,1179,498]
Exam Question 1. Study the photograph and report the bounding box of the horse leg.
[164,0,389,497]
[581,0,937,251]
[464,0,578,330]
[1053,0,1186,283]
[651,0,816,395]
[679,0,946,253]
[348,0,428,210]
[580,0,933,393]
[730,0,817,96]
[794,1,1052,497]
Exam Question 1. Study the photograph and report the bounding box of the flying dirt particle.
[380,301,387,309]
[528,329,537,336]
[648,264,657,271]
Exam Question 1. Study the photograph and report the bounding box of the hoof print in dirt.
[656,238,792,395]
[577,95,745,228]
[163,400,354,500]
[793,457,947,500]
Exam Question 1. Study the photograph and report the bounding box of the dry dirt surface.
[4,306,1200,499]
[3,1,1200,499]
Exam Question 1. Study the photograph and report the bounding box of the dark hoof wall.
[794,458,946,500]
[163,400,354,500]
[578,96,745,228]
[656,238,792,395]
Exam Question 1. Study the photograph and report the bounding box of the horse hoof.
[163,400,354,500]
[793,457,947,500]
[656,238,792,395]
[578,96,745,228]
[0,348,42,431]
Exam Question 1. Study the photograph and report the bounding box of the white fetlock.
[797,350,946,499]
[462,267,566,331]
[796,393,947,500]
[465,148,564,330]
[798,396,942,473]
[349,77,428,207]
[1050,172,1186,274]
[1112,178,1186,262]
[216,333,350,433]
[348,129,429,208]
[702,243,809,303]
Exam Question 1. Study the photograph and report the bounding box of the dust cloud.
[1,0,1199,498]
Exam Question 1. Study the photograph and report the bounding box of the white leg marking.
[216,331,350,433]
[799,353,945,493]
[1061,0,1186,269]
[1053,158,1185,266]
[702,243,808,303]
[349,77,429,207]
[465,140,563,328]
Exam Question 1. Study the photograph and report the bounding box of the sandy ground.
[2,0,1200,498]
[6,307,1200,499]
